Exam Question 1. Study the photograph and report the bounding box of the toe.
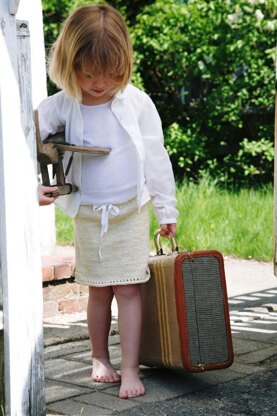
[119,390,128,399]
[113,374,121,383]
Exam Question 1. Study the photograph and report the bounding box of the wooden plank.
[0,3,45,414]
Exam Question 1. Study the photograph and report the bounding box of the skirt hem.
[75,270,151,287]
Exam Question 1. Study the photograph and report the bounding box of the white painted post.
[274,62,277,277]
[0,0,45,414]
[17,0,56,256]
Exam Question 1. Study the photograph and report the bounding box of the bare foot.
[92,357,121,383]
[119,368,145,399]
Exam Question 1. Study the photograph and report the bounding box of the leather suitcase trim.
[174,250,234,372]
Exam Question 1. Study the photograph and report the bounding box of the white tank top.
[80,101,137,205]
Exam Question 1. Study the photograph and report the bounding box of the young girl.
[38,4,178,399]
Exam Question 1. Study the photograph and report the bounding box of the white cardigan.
[37,83,179,224]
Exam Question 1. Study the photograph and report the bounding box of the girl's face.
[76,71,118,105]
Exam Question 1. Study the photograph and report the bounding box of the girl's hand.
[160,223,176,238]
[38,185,59,206]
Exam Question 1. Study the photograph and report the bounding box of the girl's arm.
[139,95,179,229]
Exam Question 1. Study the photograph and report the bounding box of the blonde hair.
[48,4,133,100]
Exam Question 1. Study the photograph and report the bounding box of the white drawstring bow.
[92,204,120,260]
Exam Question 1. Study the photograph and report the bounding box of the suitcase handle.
[154,229,179,255]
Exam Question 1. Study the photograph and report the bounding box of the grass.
[55,207,74,245]
[56,179,274,261]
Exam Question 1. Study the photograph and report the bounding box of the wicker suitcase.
[139,232,234,372]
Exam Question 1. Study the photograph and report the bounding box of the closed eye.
[83,73,93,79]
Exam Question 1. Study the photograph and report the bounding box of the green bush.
[164,122,206,180]
[132,0,276,186]
[204,136,275,186]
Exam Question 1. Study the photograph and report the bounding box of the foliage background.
[42,0,276,188]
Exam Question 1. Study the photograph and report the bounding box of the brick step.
[42,254,88,318]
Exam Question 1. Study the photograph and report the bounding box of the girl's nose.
[93,78,106,86]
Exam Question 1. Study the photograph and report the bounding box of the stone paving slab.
[44,339,91,360]
[97,366,247,403]
[231,337,270,355]
[74,391,141,411]
[45,358,104,390]
[231,319,277,333]
[231,330,277,343]
[44,325,89,348]
[45,363,276,415]
[115,369,277,416]
[225,361,264,375]
[45,379,92,404]
[236,345,277,365]
[64,345,121,367]
[47,398,114,416]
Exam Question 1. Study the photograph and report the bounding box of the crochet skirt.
[74,198,150,286]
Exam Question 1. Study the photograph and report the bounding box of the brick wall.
[42,254,88,318]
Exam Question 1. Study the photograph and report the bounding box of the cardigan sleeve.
[139,95,179,224]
